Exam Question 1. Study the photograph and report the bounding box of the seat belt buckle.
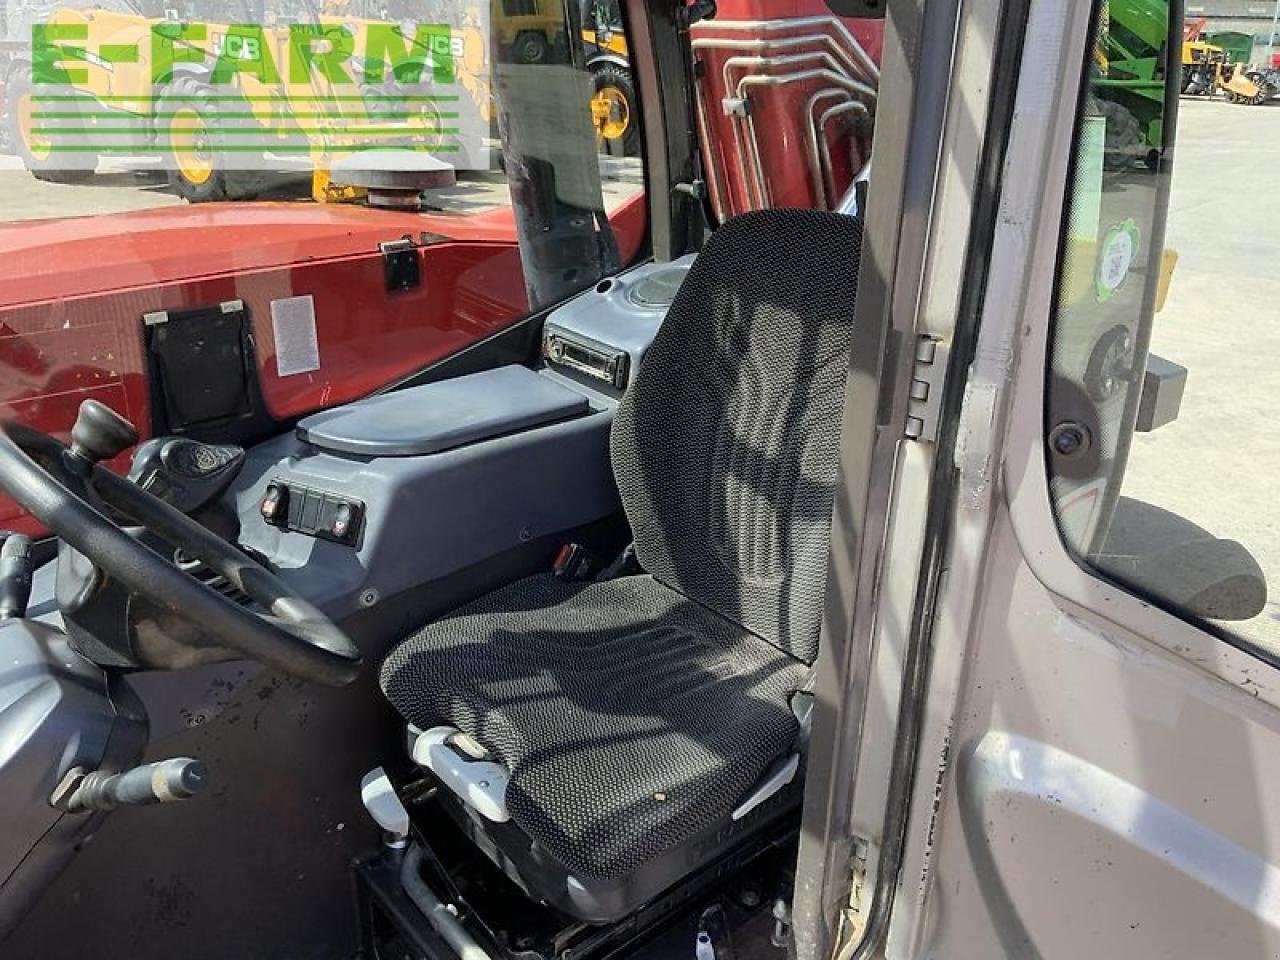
[596,543,640,581]
[553,543,599,581]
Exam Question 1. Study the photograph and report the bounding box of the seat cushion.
[380,573,809,882]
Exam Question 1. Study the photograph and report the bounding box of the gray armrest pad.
[297,366,590,458]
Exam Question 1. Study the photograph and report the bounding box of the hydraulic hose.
[400,844,493,960]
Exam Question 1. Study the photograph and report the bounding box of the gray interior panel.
[297,366,590,458]
[231,257,692,623]
[235,389,618,621]
[542,256,696,395]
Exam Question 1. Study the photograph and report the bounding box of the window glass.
[1047,0,1278,652]
[0,0,645,535]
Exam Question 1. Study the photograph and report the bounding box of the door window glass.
[1047,0,1278,653]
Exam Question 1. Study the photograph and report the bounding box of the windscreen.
[0,0,646,535]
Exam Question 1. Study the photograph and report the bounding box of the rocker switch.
[260,484,286,521]
[260,480,363,546]
[331,503,354,540]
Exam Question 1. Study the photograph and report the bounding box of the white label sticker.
[271,295,320,377]
[1095,218,1141,302]
[1098,233,1133,292]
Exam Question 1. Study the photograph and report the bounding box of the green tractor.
[1093,0,1171,169]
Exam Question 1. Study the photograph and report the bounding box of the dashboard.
[227,255,696,624]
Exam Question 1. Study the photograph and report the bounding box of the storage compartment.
[296,365,590,458]
[144,300,260,433]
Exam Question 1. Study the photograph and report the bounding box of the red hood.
[0,202,520,307]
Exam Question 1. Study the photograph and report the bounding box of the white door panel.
[871,0,1280,954]
[916,507,1280,957]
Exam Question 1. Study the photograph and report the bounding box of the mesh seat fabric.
[380,573,809,881]
[380,210,863,892]
[612,210,863,664]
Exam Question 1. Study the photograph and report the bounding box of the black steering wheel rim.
[0,419,361,686]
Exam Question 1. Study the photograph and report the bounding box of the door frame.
[882,0,1280,953]
[791,0,1041,955]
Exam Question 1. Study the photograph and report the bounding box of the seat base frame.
[425,768,804,925]
[355,780,803,960]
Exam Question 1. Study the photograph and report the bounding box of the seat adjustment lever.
[411,727,511,823]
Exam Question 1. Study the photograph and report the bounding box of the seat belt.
[595,542,639,581]
[552,541,640,582]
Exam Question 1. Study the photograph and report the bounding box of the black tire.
[5,69,97,183]
[161,77,286,202]
[1246,71,1272,105]
[161,77,234,202]
[589,61,640,158]
[512,31,551,65]
[1093,98,1143,171]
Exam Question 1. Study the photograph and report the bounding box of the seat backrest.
[611,210,863,665]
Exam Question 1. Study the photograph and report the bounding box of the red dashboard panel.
[0,194,647,536]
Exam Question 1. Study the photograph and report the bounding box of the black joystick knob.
[69,400,140,465]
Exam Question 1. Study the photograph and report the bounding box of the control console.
[128,437,246,515]
[542,256,695,393]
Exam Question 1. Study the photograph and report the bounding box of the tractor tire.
[512,31,551,65]
[5,70,97,183]
[162,77,234,202]
[1246,72,1272,105]
[161,77,279,203]
[1093,98,1143,171]
[590,62,640,158]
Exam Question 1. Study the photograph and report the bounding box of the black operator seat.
[380,209,864,923]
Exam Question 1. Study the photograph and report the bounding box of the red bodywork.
[0,199,646,534]
[694,1,882,218]
[0,3,880,535]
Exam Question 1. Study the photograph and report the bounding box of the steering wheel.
[0,401,361,686]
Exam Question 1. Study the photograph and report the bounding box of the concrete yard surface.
[1122,99,1280,654]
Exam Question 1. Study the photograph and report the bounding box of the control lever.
[128,437,246,515]
[0,533,33,619]
[52,758,208,813]
[361,767,411,850]
[68,399,139,467]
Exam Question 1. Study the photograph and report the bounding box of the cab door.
[796,0,1280,956]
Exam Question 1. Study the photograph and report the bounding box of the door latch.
[380,237,421,294]
[905,335,949,443]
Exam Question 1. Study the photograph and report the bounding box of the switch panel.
[260,480,364,545]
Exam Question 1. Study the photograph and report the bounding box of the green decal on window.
[1095,218,1141,302]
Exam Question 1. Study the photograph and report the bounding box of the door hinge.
[905,335,949,443]
[674,179,708,201]
[833,833,873,953]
